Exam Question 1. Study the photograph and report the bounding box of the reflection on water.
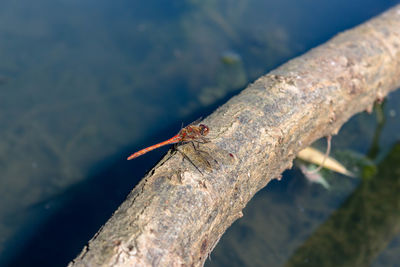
[285,143,400,267]
[0,0,399,266]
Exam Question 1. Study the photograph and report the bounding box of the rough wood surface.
[69,5,400,267]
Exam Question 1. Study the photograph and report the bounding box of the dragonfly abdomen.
[127,134,181,160]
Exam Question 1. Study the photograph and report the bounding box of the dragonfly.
[127,121,210,160]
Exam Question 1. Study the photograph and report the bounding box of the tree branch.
[69,4,400,266]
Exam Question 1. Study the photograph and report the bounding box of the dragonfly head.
[199,124,209,136]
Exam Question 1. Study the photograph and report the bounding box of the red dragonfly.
[127,122,209,160]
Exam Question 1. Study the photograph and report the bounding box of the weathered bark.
[69,4,400,267]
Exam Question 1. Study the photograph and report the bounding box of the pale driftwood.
[69,5,400,267]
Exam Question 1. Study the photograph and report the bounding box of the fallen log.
[69,4,400,267]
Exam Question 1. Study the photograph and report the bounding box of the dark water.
[0,0,399,266]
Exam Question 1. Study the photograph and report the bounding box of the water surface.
[0,0,399,266]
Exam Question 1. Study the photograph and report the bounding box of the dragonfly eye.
[199,124,209,135]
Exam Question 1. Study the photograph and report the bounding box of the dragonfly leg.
[194,137,210,143]
[163,147,178,163]
[176,146,204,175]
[189,142,215,169]
[191,138,210,150]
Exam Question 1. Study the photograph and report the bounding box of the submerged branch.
[285,143,400,267]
